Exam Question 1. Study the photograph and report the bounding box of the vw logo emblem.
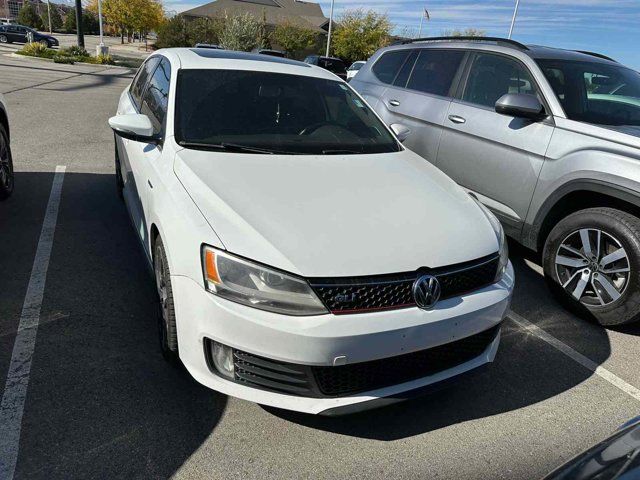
[412,275,441,310]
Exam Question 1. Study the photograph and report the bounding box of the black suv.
[0,24,59,47]
[303,55,348,80]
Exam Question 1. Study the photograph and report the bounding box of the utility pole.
[508,0,520,39]
[325,0,335,57]
[74,0,84,48]
[46,0,52,34]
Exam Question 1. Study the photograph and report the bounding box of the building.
[181,0,329,34]
[1,0,70,24]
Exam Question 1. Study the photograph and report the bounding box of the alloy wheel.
[0,131,12,192]
[0,35,7,43]
[555,228,630,307]
[154,251,169,348]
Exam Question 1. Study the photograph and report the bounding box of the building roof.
[181,0,328,33]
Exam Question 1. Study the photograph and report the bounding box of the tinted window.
[372,50,411,85]
[538,59,640,129]
[393,50,418,88]
[176,70,400,155]
[406,50,464,97]
[463,53,538,108]
[319,58,346,74]
[130,57,160,109]
[140,59,171,136]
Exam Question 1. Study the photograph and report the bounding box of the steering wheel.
[298,122,334,135]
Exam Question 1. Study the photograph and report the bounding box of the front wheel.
[0,34,9,44]
[543,207,640,326]
[154,236,180,363]
[0,124,14,200]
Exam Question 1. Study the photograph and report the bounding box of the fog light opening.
[211,341,235,380]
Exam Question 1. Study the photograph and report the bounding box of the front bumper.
[173,262,514,414]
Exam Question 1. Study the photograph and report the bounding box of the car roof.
[155,48,340,81]
[382,38,620,67]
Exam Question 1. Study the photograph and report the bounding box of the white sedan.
[109,48,514,415]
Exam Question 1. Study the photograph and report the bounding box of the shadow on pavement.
[267,243,613,440]
[0,172,226,480]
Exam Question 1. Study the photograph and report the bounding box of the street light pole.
[325,0,335,57]
[98,0,104,47]
[508,0,520,39]
[46,0,52,34]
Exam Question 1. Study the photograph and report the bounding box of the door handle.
[448,115,466,124]
[389,99,401,107]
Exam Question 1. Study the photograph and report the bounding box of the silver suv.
[351,37,640,326]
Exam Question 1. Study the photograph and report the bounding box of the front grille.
[309,254,499,314]
[206,324,500,398]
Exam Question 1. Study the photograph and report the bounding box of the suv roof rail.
[396,36,529,51]
[575,50,618,63]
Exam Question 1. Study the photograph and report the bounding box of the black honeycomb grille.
[309,255,499,314]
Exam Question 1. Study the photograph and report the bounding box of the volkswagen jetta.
[108,48,514,414]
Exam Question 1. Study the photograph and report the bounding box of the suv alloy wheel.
[543,208,640,326]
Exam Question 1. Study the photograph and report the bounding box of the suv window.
[140,58,171,136]
[372,50,411,85]
[406,49,465,96]
[319,58,346,75]
[393,50,419,88]
[463,53,538,108]
[130,56,161,109]
[538,59,640,129]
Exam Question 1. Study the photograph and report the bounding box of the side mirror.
[495,93,546,120]
[390,123,411,143]
[108,114,159,143]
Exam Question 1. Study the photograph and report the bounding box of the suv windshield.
[537,59,640,130]
[175,69,400,155]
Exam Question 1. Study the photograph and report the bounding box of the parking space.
[1,56,640,480]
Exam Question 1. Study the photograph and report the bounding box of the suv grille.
[309,254,499,314]
[206,324,500,398]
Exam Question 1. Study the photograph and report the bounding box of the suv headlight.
[201,246,328,316]
[471,197,509,282]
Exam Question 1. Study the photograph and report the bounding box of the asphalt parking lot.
[1,54,640,480]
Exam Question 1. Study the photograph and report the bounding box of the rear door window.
[462,52,538,108]
[406,50,465,97]
[393,50,419,88]
[372,50,411,85]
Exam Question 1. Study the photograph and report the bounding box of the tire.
[0,34,9,44]
[543,207,640,326]
[154,236,180,363]
[114,138,124,200]
[0,123,14,200]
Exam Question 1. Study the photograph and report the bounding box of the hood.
[174,148,499,277]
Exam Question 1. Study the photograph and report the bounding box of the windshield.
[175,69,400,155]
[537,59,640,129]
[349,62,364,71]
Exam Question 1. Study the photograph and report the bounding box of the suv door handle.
[389,99,401,107]
[448,115,466,124]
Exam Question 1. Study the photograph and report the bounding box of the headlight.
[201,246,328,316]
[471,197,509,282]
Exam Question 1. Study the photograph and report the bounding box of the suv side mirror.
[495,93,546,120]
[390,123,411,143]
[109,114,159,143]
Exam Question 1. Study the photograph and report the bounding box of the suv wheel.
[0,124,14,200]
[543,207,640,326]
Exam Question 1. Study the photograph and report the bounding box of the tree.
[332,9,392,64]
[219,12,262,51]
[443,28,486,37]
[272,21,316,58]
[63,8,76,33]
[155,16,223,49]
[42,6,63,32]
[18,2,44,30]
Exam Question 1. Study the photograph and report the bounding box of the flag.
[424,8,430,20]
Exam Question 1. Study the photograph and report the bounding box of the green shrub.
[21,41,50,56]
[53,55,75,64]
[60,45,88,58]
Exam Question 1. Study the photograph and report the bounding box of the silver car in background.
[351,36,640,326]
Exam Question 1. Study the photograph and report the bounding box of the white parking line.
[508,310,640,402]
[0,166,66,480]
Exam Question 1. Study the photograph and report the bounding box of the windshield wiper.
[322,149,361,155]
[179,141,277,154]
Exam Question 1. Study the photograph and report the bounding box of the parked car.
[303,54,348,80]
[0,24,58,47]
[0,93,13,200]
[251,48,286,58]
[543,415,640,479]
[351,36,640,326]
[194,43,222,49]
[346,60,366,81]
[108,48,513,415]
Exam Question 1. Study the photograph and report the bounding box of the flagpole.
[325,0,335,57]
[418,12,424,37]
[508,0,520,39]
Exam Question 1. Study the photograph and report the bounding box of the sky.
[163,0,640,70]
